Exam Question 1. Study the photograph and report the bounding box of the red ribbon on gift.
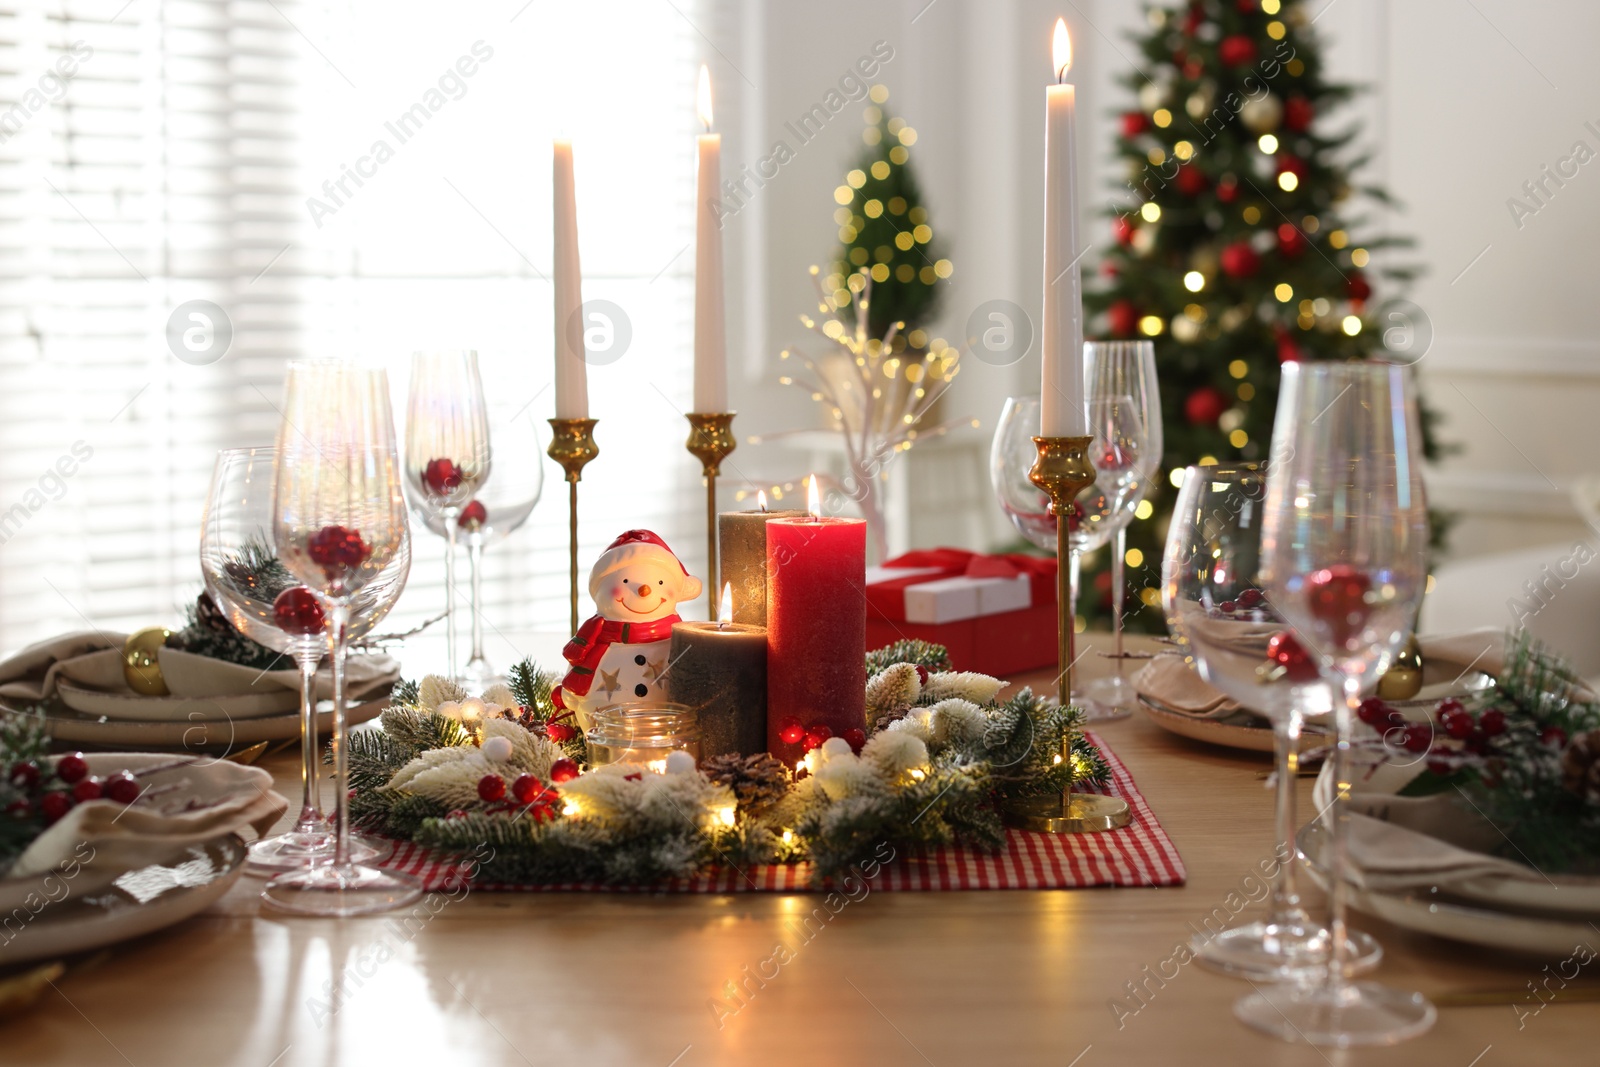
[869,548,1057,621]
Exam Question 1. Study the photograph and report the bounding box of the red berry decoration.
[1174,163,1208,197]
[1218,600,1237,614]
[1304,565,1372,646]
[1357,697,1390,726]
[1237,589,1264,609]
[511,774,545,803]
[1426,757,1453,777]
[1106,298,1142,338]
[40,792,74,824]
[843,728,867,754]
[458,499,488,529]
[778,716,805,746]
[1219,241,1260,279]
[1439,708,1474,741]
[72,777,103,802]
[1277,223,1306,258]
[1218,34,1257,67]
[544,719,577,744]
[1112,215,1136,246]
[1542,726,1568,748]
[422,457,464,496]
[273,586,325,636]
[1265,631,1319,683]
[549,758,580,784]
[307,525,372,574]
[1479,709,1507,737]
[1346,272,1372,304]
[914,665,930,685]
[55,753,89,785]
[1283,96,1314,132]
[8,761,40,789]
[104,772,141,805]
[4,799,30,818]
[1184,385,1229,427]
[1401,723,1433,754]
[1121,111,1149,138]
[476,774,507,802]
[803,724,832,751]
[1217,174,1239,203]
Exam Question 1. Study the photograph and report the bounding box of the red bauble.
[1236,0,1260,11]
[1238,588,1264,608]
[1112,215,1136,246]
[1219,241,1260,279]
[422,457,464,496]
[544,711,578,744]
[273,586,325,636]
[476,774,507,802]
[1216,174,1239,203]
[1276,155,1308,182]
[307,525,371,573]
[1218,35,1257,67]
[39,791,74,824]
[843,728,867,754]
[1121,111,1149,138]
[72,777,103,802]
[1107,299,1141,337]
[1277,333,1302,363]
[549,758,580,784]
[1265,631,1319,682]
[458,500,488,529]
[8,761,40,790]
[1182,5,1204,35]
[803,724,832,751]
[511,774,545,803]
[1283,96,1314,132]
[1305,565,1372,645]
[1174,164,1208,197]
[55,753,88,785]
[1184,385,1229,426]
[104,772,141,804]
[1277,223,1306,258]
[778,715,805,746]
[1346,272,1372,303]
[1357,697,1390,726]
[1401,724,1433,754]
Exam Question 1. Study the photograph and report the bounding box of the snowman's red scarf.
[552,612,682,707]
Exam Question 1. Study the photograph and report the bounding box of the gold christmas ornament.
[123,626,173,696]
[1239,93,1283,134]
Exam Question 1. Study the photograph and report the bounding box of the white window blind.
[0,0,711,654]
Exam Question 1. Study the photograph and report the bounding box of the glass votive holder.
[585,702,701,773]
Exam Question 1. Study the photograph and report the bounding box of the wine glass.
[1083,340,1162,712]
[414,403,543,690]
[404,350,491,681]
[200,446,410,874]
[991,394,1143,714]
[1245,360,1435,1046]
[263,360,421,916]
[1162,462,1379,979]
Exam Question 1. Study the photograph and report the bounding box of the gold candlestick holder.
[1003,434,1132,835]
[548,417,600,633]
[685,412,737,619]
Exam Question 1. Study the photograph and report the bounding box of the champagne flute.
[1162,462,1378,979]
[263,360,421,916]
[200,446,410,873]
[1245,361,1435,1046]
[404,350,491,681]
[990,394,1143,715]
[1083,340,1161,711]
[414,403,543,690]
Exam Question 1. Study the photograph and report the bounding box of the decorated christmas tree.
[1084,0,1442,630]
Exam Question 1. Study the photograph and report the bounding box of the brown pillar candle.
[667,588,769,759]
[717,501,805,627]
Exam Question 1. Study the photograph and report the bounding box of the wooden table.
[7,635,1593,1065]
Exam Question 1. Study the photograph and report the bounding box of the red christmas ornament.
[307,525,372,574]
[511,774,546,803]
[914,665,930,685]
[1276,155,1308,183]
[1283,96,1314,132]
[55,753,88,785]
[1401,724,1433,754]
[1218,35,1257,67]
[1184,385,1229,426]
[72,777,103,802]
[1182,4,1204,35]
[549,758,580,783]
[1100,260,1120,279]
[1277,334,1302,364]
[1541,725,1568,748]
[1346,272,1372,303]
[1238,589,1264,608]
[1174,163,1208,197]
[1107,299,1141,337]
[1121,111,1149,138]
[1265,631,1319,683]
[476,774,507,802]
[1277,223,1307,258]
[4,799,30,818]
[9,761,40,789]
[422,457,464,496]
[273,586,325,636]
[1236,0,1260,11]
[1183,56,1204,80]
[778,716,805,746]
[803,724,832,751]
[1357,697,1390,726]
[1305,565,1372,646]
[843,728,867,754]
[40,791,74,824]
[1112,215,1136,246]
[1219,241,1260,279]
[104,772,141,804]
[1216,174,1239,203]
[458,500,488,529]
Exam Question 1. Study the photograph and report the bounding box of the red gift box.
[865,549,1059,677]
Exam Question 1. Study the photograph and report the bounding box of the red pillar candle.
[765,512,867,764]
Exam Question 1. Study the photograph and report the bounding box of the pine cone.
[1561,730,1600,803]
[701,753,790,816]
[194,591,233,634]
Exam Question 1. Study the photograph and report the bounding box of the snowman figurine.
[552,529,702,729]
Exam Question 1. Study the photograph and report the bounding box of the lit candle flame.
[696,64,714,131]
[807,474,820,520]
[1053,18,1072,82]
[718,582,733,629]
[757,488,768,512]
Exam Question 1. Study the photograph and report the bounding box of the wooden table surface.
[7,634,1595,1066]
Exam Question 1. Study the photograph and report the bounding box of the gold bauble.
[1376,636,1424,701]
[123,626,173,696]
[1240,94,1283,134]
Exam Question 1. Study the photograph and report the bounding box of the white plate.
[1136,696,1329,755]
[1299,820,1595,957]
[3,693,388,749]
[57,681,298,721]
[0,835,246,967]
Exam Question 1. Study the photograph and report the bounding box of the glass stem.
[291,641,323,835]
[1112,525,1127,682]
[1067,547,1081,698]
[328,601,353,870]
[467,536,486,671]
[1329,674,1362,986]
[443,508,460,681]
[1268,704,1305,927]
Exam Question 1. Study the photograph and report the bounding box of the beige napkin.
[1342,809,1537,893]
[0,630,398,707]
[1132,654,1240,714]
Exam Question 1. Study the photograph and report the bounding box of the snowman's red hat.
[588,529,691,595]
